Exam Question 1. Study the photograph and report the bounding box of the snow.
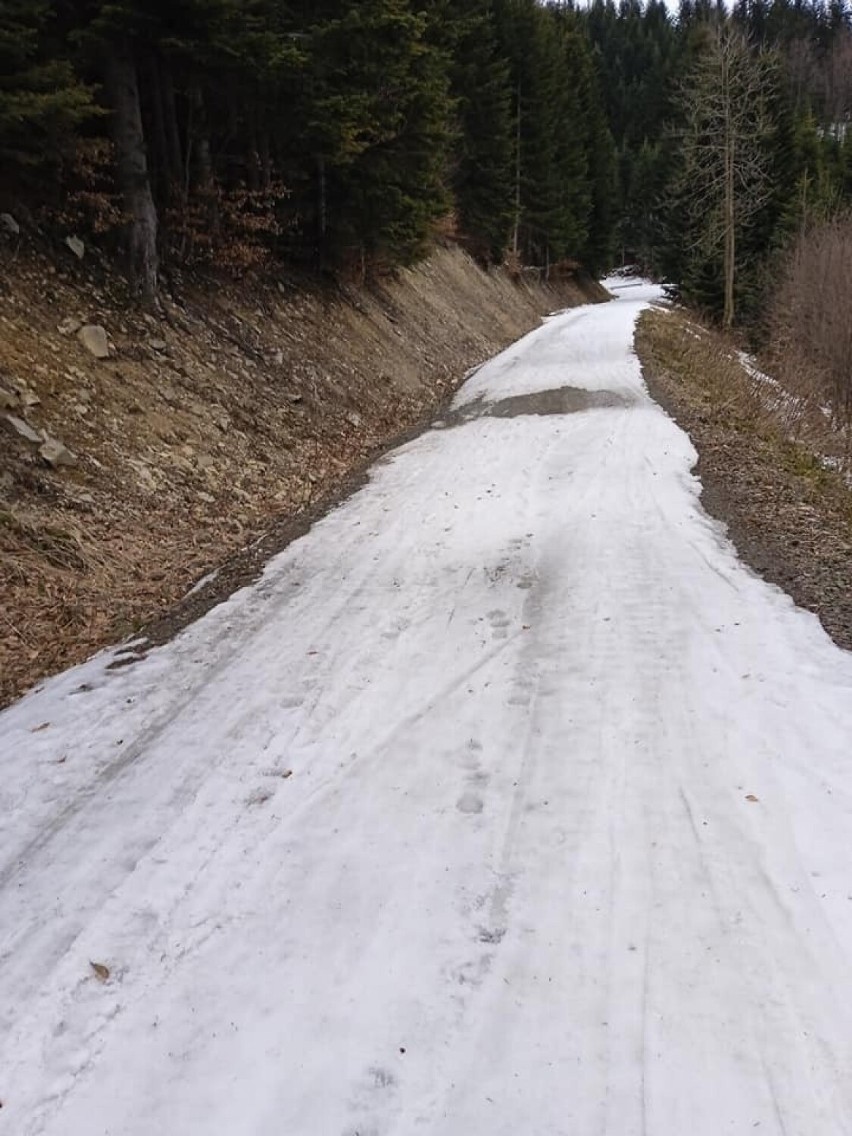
[184,566,220,598]
[3,279,852,1134]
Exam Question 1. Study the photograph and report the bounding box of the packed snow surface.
[3,280,852,1135]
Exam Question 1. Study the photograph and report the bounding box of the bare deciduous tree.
[675,24,776,327]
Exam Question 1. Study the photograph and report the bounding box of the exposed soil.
[0,240,606,706]
[440,385,633,427]
[636,306,852,652]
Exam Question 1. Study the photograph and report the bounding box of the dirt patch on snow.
[0,243,606,706]
[441,386,633,427]
[636,306,852,652]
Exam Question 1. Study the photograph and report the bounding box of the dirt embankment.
[636,306,852,653]
[0,244,606,706]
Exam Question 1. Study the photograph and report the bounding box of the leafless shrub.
[768,212,852,446]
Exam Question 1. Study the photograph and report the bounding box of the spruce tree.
[494,0,592,269]
[311,0,453,272]
[445,0,515,262]
[0,1,95,184]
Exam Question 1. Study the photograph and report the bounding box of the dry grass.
[637,305,852,650]
[0,498,228,704]
[640,307,852,484]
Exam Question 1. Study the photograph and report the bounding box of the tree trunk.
[512,80,522,257]
[143,53,169,203]
[246,109,260,192]
[190,86,220,241]
[105,45,159,306]
[160,60,185,195]
[723,53,735,329]
[316,155,327,270]
[259,129,272,192]
[724,132,735,327]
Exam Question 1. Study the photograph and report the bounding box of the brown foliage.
[165,183,288,273]
[768,213,852,433]
[54,139,125,236]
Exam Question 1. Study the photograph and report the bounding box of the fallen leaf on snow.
[31,722,50,733]
[745,794,759,803]
[89,961,110,982]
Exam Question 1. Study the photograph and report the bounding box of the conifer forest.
[2,0,851,327]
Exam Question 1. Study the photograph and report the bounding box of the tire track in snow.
[4,282,852,1134]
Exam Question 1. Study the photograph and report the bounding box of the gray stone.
[58,317,83,337]
[4,414,42,444]
[346,411,363,429]
[19,386,40,408]
[0,387,18,411]
[65,236,85,260]
[196,453,216,472]
[68,490,94,512]
[0,213,20,236]
[78,324,110,359]
[40,437,78,467]
[148,338,168,352]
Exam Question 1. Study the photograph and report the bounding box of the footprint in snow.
[457,791,484,815]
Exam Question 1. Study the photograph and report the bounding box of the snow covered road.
[3,280,852,1135]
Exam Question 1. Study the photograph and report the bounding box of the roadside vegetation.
[637,304,852,650]
[766,211,852,439]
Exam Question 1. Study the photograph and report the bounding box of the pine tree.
[0,1,95,184]
[494,0,593,269]
[566,15,618,273]
[310,0,453,272]
[444,0,515,262]
[582,0,678,268]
